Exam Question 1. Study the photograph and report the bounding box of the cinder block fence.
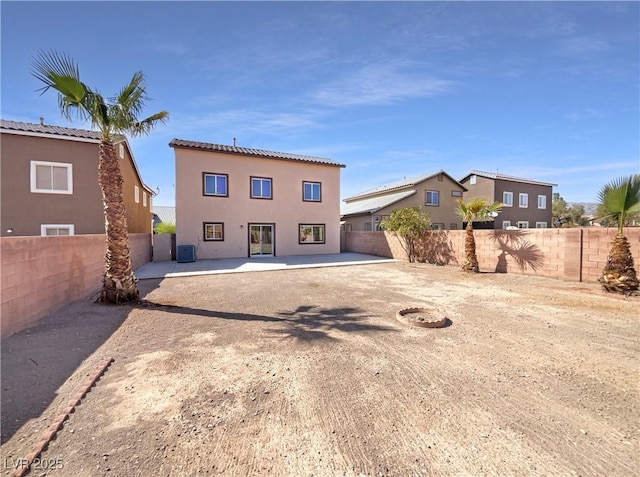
[1,234,151,338]
[344,228,640,283]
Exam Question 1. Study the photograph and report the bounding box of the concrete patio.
[134,252,399,279]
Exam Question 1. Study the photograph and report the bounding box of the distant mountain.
[569,202,598,215]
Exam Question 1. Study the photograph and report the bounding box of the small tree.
[154,222,176,235]
[380,207,431,262]
[455,198,503,273]
[596,174,640,294]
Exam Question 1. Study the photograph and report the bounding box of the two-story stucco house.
[0,119,154,237]
[341,171,467,231]
[459,170,556,229]
[170,139,345,259]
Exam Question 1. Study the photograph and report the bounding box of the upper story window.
[41,224,74,236]
[470,175,477,185]
[251,177,272,199]
[203,173,228,197]
[143,191,148,207]
[30,161,73,194]
[503,191,513,207]
[134,185,140,203]
[538,195,547,209]
[118,143,125,159]
[425,190,439,206]
[303,181,321,202]
[451,190,463,197]
[519,193,529,208]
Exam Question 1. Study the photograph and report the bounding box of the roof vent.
[233,137,237,147]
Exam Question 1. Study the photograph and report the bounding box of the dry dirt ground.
[1,261,638,477]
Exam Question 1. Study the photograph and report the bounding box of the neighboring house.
[459,170,556,229]
[170,139,345,259]
[341,171,467,231]
[0,119,154,237]
[152,205,176,230]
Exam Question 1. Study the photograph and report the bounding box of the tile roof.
[169,138,345,167]
[462,170,557,187]
[344,170,465,201]
[0,119,101,140]
[341,189,417,216]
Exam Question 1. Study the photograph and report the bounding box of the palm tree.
[596,174,640,294]
[455,198,503,273]
[31,51,168,303]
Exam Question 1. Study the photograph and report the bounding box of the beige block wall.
[175,148,342,258]
[1,233,151,338]
[345,227,640,284]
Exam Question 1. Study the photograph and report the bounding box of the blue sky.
[2,1,638,206]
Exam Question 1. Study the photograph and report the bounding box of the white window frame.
[41,224,75,236]
[519,193,528,208]
[203,173,229,197]
[517,221,529,229]
[134,185,140,203]
[143,191,147,207]
[251,177,273,199]
[470,175,477,185]
[503,191,513,207]
[538,195,547,209]
[299,224,326,244]
[425,190,439,206]
[430,223,444,230]
[118,143,125,159]
[303,181,321,202]
[203,222,224,241]
[502,221,511,229]
[30,161,73,194]
[536,222,548,229]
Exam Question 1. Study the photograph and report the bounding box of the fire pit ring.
[396,307,449,328]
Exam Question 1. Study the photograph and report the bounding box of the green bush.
[154,222,176,235]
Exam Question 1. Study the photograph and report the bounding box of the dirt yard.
[1,261,638,476]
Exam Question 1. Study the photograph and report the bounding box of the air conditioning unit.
[177,245,196,263]
[374,215,380,222]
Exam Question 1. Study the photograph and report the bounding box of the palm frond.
[596,174,640,234]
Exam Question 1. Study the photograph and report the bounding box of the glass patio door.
[249,224,273,257]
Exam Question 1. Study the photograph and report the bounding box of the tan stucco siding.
[119,143,153,233]
[0,134,104,236]
[175,149,341,258]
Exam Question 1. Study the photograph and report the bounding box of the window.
[536,222,548,229]
[425,190,439,206]
[538,195,547,209]
[450,223,458,230]
[299,224,325,244]
[41,224,74,236]
[30,161,73,194]
[517,221,529,229]
[251,177,272,199]
[503,191,513,207]
[451,190,463,197]
[519,193,528,208]
[143,192,147,207]
[431,223,444,230]
[470,175,477,185]
[364,222,372,231]
[437,173,444,181]
[303,181,321,202]
[118,143,125,159]
[203,173,228,197]
[203,222,224,241]
[502,221,511,229]
[134,185,140,203]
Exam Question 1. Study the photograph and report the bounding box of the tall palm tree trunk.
[462,223,480,273]
[599,232,639,294]
[98,140,139,303]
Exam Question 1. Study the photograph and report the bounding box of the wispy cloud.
[312,62,455,107]
[557,36,609,56]
[508,161,640,179]
[564,108,602,121]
